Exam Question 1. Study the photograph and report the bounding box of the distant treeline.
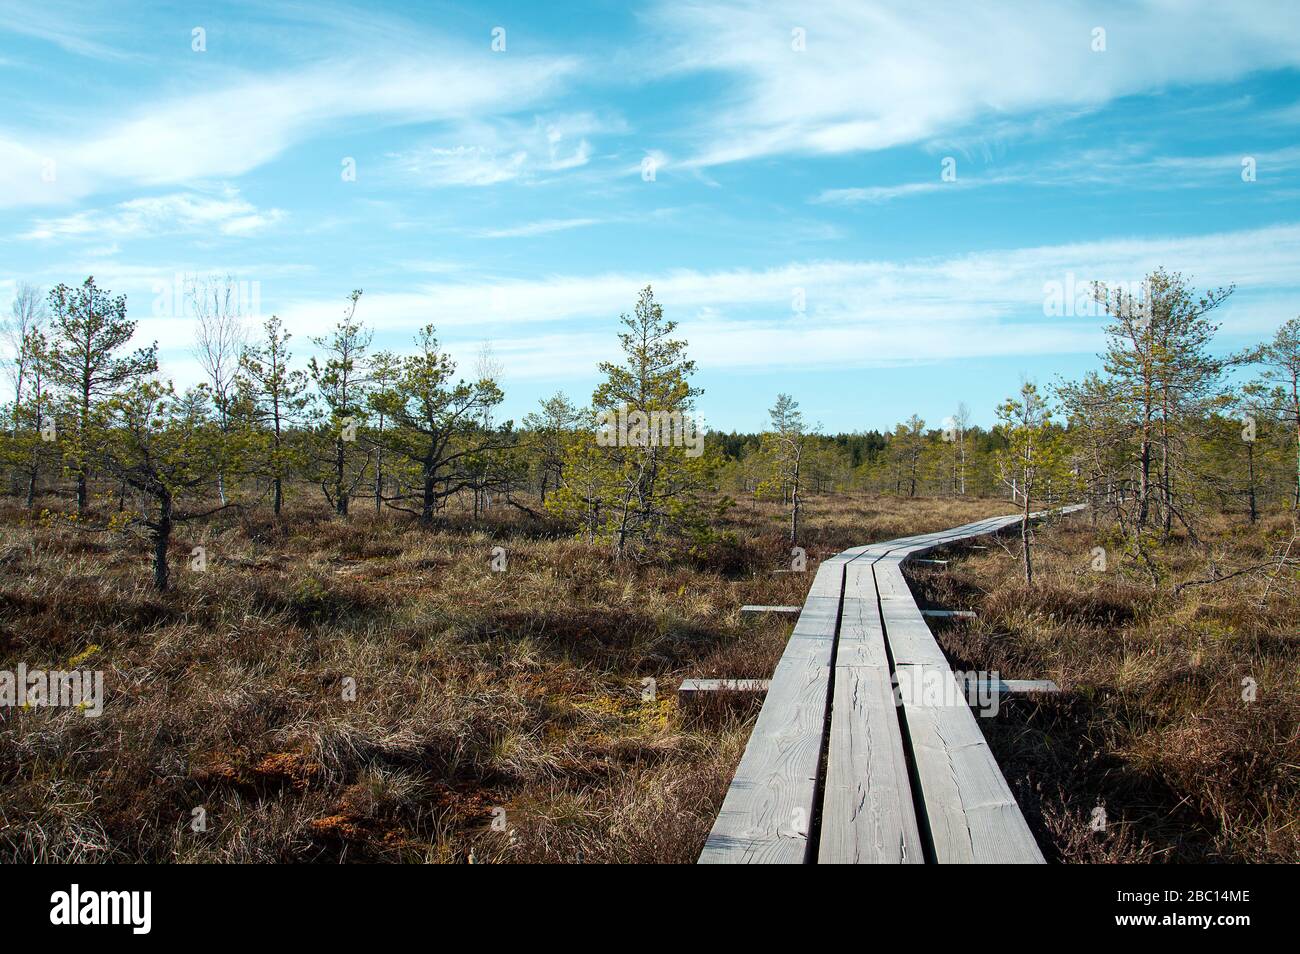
[705,425,1017,496]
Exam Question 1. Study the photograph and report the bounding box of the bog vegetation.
[0,270,1295,862]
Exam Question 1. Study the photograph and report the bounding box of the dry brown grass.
[2,489,1290,863]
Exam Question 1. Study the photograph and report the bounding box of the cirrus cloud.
[652,0,1300,168]
[22,189,285,241]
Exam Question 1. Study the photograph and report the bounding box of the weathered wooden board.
[698,560,844,863]
[895,664,1045,864]
[818,558,922,863]
[819,663,923,863]
[834,561,890,669]
[679,678,771,695]
[740,605,802,617]
[697,644,832,863]
[880,520,1047,864]
[874,560,948,668]
[878,608,950,668]
[954,673,1060,696]
[873,562,914,601]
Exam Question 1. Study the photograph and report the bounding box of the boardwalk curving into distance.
[699,506,1084,865]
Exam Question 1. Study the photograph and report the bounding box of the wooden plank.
[954,673,1059,696]
[740,605,802,617]
[999,678,1058,694]
[875,561,948,667]
[921,609,976,618]
[895,664,1044,864]
[834,561,890,669]
[787,595,840,648]
[698,560,844,863]
[879,601,949,667]
[873,562,914,601]
[819,559,923,863]
[877,518,1049,864]
[819,664,923,863]
[679,678,771,696]
[697,644,831,863]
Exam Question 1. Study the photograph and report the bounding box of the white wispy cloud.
[0,47,579,207]
[813,181,955,205]
[262,221,1300,380]
[23,189,285,240]
[393,146,530,187]
[388,113,607,188]
[0,1,134,61]
[475,217,603,238]
[812,144,1300,205]
[651,0,1300,168]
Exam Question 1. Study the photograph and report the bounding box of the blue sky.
[2,0,1299,433]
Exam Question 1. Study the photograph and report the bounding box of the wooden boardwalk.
[699,506,1083,864]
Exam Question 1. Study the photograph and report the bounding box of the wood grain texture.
[873,562,915,601]
[954,673,1060,696]
[679,678,771,694]
[819,663,923,863]
[740,605,802,616]
[819,559,922,863]
[895,664,1045,864]
[835,561,889,668]
[698,560,844,863]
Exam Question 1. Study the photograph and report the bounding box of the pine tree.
[546,417,615,540]
[371,325,505,525]
[1056,372,1132,529]
[1244,316,1300,509]
[46,277,158,517]
[996,382,1070,585]
[99,380,231,591]
[238,315,309,515]
[366,350,402,514]
[309,290,370,516]
[758,393,808,543]
[892,414,925,497]
[523,391,580,503]
[1094,268,1231,535]
[589,285,707,559]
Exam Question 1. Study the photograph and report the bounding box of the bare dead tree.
[188,274,249,505]
[3,282,47,434]
[952,401,970,495]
